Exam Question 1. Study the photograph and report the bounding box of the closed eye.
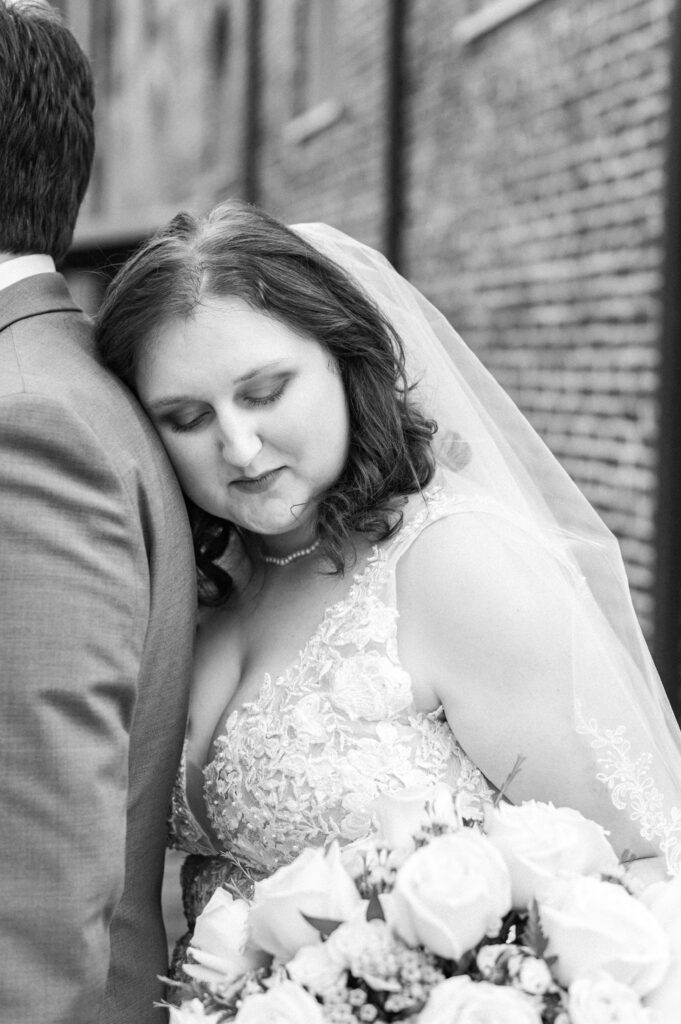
[242,379,288,407]
[158,374,290,430]
[167,410,212,433]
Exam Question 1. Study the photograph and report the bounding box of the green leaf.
[366,890,386,921]
[521,901,549,957]
[301,913,343,937]
[493,755,526,808]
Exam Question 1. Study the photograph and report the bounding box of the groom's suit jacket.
[0,273,197,1024]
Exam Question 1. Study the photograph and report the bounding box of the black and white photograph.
[2,2,681,1022]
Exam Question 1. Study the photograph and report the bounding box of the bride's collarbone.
[245,555,358,640]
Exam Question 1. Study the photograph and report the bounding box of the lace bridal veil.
[294,222,681,875]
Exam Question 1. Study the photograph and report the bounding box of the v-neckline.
[177,486,445,848]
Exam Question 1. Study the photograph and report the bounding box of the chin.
[241,524,288,539]
[231,510,301,536]
[251,511,316,541]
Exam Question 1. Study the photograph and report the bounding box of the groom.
[0,4,196,1022]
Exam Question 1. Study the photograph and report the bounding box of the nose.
[216,410,263,468]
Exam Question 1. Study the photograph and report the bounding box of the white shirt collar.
[0,254,56,292]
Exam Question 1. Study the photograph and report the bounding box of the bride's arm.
[395,510,662,863]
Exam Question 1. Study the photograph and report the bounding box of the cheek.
[157,434,211,496]
[308,383,350,464]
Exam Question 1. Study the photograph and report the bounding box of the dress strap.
[379,482,560,608]
[379,486,476,607]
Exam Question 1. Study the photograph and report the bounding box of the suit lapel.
[0,273,81,334]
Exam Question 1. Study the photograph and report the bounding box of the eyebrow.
[148,361,289,411]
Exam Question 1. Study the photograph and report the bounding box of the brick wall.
[403,0,673,630]
[255,0,389,249]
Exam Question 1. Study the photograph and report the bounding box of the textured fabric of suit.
[0,274,197,1024]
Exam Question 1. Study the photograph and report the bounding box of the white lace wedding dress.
[167,485,494,957]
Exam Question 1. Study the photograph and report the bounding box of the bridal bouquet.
[166,787,681,1023]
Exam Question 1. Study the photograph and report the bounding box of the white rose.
[419,976,542,1024]
[641,875,681,1021]
[329,652,412,720]
[372,783,454,851]
[184,888,251,985]
[234,979,325,1024]
[539,876,670,996]
[248,842,362,962]
[486,801,619,910]
[169,999,225,1023]
[286,942,347,997]
[569,971,652,1024]
[340,832,393,869]
[390,831,511,959]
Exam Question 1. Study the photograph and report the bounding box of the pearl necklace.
[260,539,321,567]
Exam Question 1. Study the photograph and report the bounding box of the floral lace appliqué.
[575,700,681,875]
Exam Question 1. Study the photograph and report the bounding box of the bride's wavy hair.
[96,200,436,604]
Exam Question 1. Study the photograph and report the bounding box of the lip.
[230,467,285,493]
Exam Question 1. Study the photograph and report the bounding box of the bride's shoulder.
[401,478,555,570]
[396,482,570,633]
[394,485,574,720]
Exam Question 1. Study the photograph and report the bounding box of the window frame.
[453,0,551,46]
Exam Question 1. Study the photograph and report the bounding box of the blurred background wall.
[55,0,681,713]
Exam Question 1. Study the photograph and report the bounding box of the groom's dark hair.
[96,200,437,604]
[0,1,95,264]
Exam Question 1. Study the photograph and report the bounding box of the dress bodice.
[168,485,494,921]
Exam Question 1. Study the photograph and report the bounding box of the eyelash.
[169,414,208,434]
[168,381,287,433]
[244,381,286,407]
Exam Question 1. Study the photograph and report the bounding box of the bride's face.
[136,295,350,551]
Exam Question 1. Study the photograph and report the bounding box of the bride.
[95,200,681,952]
